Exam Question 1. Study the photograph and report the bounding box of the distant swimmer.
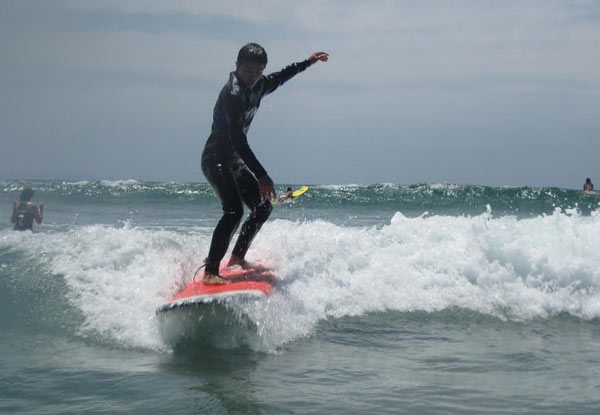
[584,178,594,192]
[11,187,44,231]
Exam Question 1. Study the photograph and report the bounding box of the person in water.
[276,187,295,203]
[201,43,328,284]
[11,187,44,231]
[584,178,594,191]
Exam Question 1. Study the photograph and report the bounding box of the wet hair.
[237,43,268,66]
[287,187,292,192]
[586,178,592,183]
[19,187,34,202]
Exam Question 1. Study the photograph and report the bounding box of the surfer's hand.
[308,51,329,65]
[258,176,276,200]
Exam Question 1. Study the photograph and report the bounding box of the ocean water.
[1,179,600,414]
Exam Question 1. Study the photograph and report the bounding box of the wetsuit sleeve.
[224,94,268,178]
[263,60,312,96]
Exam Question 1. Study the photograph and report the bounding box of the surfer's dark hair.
[237,43,268,65]
[586,178,592,183]
[19,187,34,202]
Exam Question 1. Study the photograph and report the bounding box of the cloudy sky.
[1,0,599,187]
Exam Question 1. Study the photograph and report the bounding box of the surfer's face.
[236,61,265,89]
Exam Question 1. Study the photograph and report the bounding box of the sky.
[1,0,599,187]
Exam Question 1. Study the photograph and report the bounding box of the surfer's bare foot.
[227,255,272,271]
[202,272,230,285]
[226,255,249,268]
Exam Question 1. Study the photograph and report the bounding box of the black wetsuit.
[13,202,35,231]
[201,60,311,274]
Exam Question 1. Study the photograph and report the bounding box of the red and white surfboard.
[157,266,276,313]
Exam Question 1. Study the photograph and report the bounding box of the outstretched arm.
[263,51,329,95]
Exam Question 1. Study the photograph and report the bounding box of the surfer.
[276,187,294,203]
[11,187,44,231]
[201,43,329,284]
[584,178,594,191]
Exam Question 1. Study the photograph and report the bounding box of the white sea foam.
[318,184,362,190]
[99,179,141,187]
[3,208,600,351]
[1,224,208,351]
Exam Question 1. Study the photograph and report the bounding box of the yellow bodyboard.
[292,186,309,198]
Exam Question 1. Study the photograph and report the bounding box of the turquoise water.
[1,179,600,414]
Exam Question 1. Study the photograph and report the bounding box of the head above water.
[19,187,34,202]
[586,178,592,184]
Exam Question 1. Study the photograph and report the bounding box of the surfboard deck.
[157,266,276,313]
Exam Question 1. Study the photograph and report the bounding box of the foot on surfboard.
[226,256,273,272]
[202,272,230,285]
